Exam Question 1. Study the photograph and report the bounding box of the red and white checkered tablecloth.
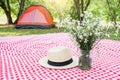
[0,33,120,80]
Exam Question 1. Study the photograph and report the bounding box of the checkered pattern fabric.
[0,33,120,80]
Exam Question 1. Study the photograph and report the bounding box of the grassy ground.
[0,26,64,36]
[0,26,120,41]
[105,28,120,40]
[108,33,120,40]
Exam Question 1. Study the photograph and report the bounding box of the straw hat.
[39,46,78,69]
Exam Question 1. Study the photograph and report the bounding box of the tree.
[105,0,120,28]
[44,0,72,21]
[0,0,13,24]
[14,0,26,23]
[0,0,26,24]
[73,0,91,23]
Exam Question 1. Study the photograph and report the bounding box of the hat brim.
[39,56,78,69]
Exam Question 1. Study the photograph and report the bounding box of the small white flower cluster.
[114,22,120,36]
[59,15,77,28]
[60,12,111,50]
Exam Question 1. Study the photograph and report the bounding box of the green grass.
[0,26,64,36]
[104,27,120,40]
[107,31,120,40]
[0,26,120,41]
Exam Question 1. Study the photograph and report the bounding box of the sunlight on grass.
[0,27,65,36]
[107,32,120,40]
[0,26,120,41]
[0,32,27,36]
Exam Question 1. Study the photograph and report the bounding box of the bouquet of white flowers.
[60,12,108,50]
[59,11,119,70]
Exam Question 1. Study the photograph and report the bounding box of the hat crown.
[47,46,72,62]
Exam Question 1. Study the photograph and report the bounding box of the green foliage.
[10,0,19,17]
[5,0,73,21]
[87,0,120,21]
[106,0,120,20]
[69,5,78,20]
[43,0,72,20]
[10,0,41,17]
[0,7,4,14]
[105,27,120,40]
[0,0,120,25]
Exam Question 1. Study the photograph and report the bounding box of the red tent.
[15,4,54,29]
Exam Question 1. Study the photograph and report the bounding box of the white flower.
[90,33,92,36]
[87,26,91,30]
[58,11,114,50]
[88,12,93,17]
[83,11,87,14]
[84,39,88,43]
[80,14,84,17]
[83,33,88,37]
[79,35,83,40]
[77,21,80,26]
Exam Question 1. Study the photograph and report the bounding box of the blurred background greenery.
[0,0,120,24]
[0,0,120,40]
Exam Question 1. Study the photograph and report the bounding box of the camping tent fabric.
[15,4,54,29]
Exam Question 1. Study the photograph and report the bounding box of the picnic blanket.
[0,33,120,80]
